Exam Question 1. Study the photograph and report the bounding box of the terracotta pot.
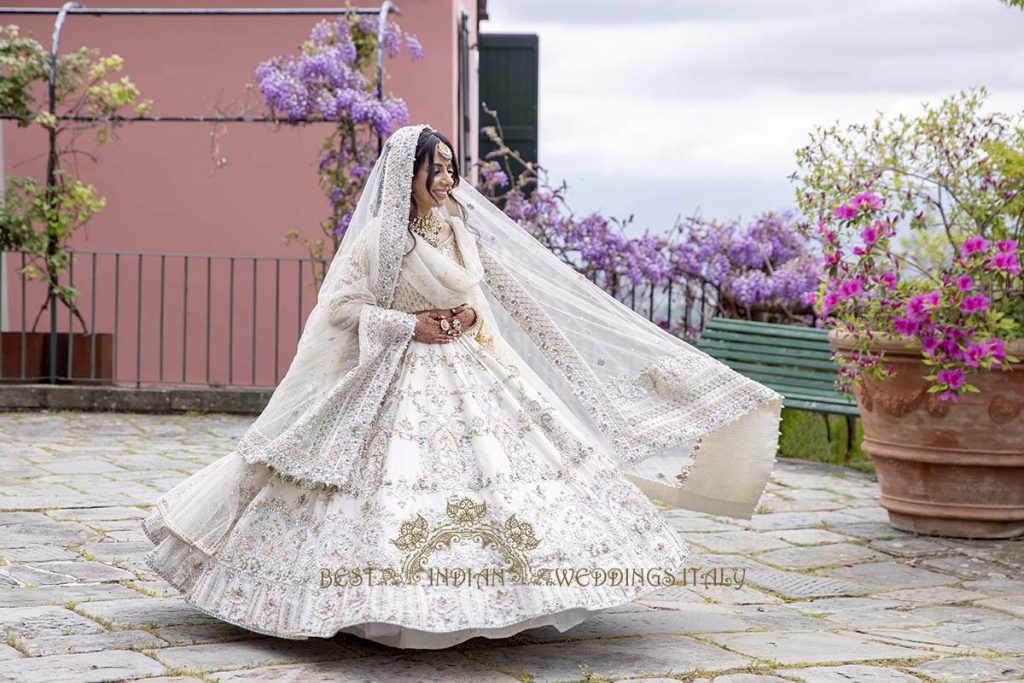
[829,329,1024,539]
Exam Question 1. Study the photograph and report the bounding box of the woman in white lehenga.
[142,124,785,650]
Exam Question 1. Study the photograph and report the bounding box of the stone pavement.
[1,409,1023,683]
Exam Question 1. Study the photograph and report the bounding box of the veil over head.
[229,123,784,522]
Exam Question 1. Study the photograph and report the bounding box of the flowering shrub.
[0,24,152,331]
[795,88,1024,402]
[669,211,822,320]
[255,14,421,271]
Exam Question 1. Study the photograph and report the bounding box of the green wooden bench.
[695,316,859,449]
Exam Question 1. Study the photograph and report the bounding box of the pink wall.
[1,0,480,388]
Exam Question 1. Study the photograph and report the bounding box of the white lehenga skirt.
[142,331,691,650]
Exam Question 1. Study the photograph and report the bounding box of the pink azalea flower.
[920,335,940,354]
[960,294,989,314]
[837,279,863,300]
[964,341,988,367]
[960,236,988,256]
[878,271,898,290]
[987,337,1007,362]
[996,239,1018,253]
[955,275,973,292]
[892,317,919,335]
[937,367,965,390]
[988,250,1021,275]
[938,390,961,403]
[850,192,884,211]
[905,294,931,321]
[834,204,857,220]
[860,225,879,246]
[820,292,839,315]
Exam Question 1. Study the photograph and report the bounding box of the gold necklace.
[409,211,445,246]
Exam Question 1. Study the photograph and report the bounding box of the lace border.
[236,312,415,490]
[141,504,690,640]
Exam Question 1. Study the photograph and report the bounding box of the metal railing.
[0,2,398,385]
[0,248,725,389]
[0,249,328,388]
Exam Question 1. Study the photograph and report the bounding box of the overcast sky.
[480,0,1024,237]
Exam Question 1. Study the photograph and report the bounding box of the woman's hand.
[412,310,457,344]
[411,305,476,343]
[452,304,477,329]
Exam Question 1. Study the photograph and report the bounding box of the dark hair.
[404,127,476,256]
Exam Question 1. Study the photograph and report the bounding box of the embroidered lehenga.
[142,124,784,649]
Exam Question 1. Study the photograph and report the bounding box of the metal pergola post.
[0,2,398,384]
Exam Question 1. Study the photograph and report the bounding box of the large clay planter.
[44,332,115,385]
[829,329,1024,539]
[1,331,114,385]
[1,332,45,383]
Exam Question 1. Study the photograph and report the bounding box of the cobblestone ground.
[1,410,1023,683]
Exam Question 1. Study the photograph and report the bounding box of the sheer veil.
[217,123,783,529]
[442,180,784,519]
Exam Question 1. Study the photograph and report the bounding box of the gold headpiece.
[436,139,453,160]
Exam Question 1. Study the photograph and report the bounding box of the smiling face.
[411,142,456,217]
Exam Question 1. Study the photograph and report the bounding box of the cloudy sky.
[480,0,1024,237]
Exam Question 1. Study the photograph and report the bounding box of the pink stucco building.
[0,0,490,389]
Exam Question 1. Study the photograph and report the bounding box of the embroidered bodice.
[391,229,483,338]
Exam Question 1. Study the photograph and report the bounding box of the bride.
[142,123,783,650]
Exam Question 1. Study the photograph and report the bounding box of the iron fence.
[0,248,725,389]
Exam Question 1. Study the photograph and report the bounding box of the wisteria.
[474,118,822,330]
[669,211,823,318]
[255,15,421,271]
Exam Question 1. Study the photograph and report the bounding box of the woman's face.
[411,143,455,214]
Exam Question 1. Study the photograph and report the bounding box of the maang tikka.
[436,139,453,160]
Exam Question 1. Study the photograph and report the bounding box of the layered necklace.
[409,210,447,247]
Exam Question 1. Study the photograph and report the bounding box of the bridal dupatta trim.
[475,246,783,520]
[235,215,490,493]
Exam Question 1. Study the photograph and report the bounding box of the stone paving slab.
[907,655,1024,681]
[0,649,165,682]
[207,653,522,682]
[18,628,167,656]
[702,628,952,664]
[150,637,358,671]
[0,410,1022,682]
[778,664,923,682]
[755,541,884,569]
[472,634,750,682]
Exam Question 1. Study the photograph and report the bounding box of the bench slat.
[696,317,859,417]
[724,360,838,384]
[699,329,831,353]
[742,375,840,396]
[698,342,838,371]
[705,318,830,342]
[781,397,860,415]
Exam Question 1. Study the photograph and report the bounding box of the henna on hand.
[412,311,455,344]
